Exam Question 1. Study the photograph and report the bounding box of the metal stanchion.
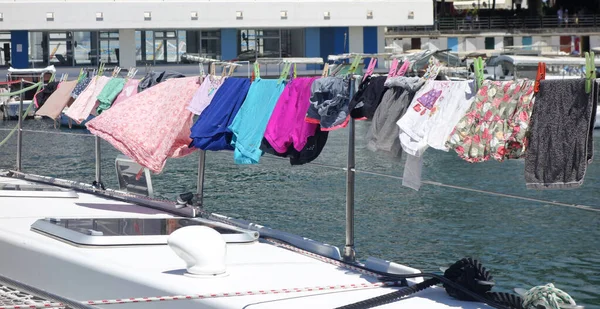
[16,79,23,172]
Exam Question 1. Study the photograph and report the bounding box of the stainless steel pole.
[94,136,101,186]
[196,149,206,207]
[16,79,23,172]
[343,79,356,262]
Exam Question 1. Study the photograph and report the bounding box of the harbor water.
[1,118,599,308]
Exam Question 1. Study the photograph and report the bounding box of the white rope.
[0,281,400,309]
[522,283,576,309]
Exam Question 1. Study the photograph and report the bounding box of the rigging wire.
[0,128,94,137]
[0,128,598,213]
[258,155,600,213]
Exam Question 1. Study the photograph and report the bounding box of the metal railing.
[387,15,600,33]
[438,14,600,31]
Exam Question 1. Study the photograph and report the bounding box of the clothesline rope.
[0,128,93,138]
[258,155,600,213]
[0,127,597,214]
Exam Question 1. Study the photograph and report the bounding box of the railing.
[438,15,600,31]
[387,15,600,33]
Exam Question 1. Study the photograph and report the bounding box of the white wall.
[0,0,434,30]
[590,36,600,49]
[465,37,477,52]
[118,29,136,68]
[348,27,364,54]
[494,37,504,50]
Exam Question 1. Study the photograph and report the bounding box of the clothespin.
[397,60,410,77]
[387,58,399,80]
[362,57,378,82]
[77,68,84,82]
[253,62,261,80]
[534,62,546,93]
[473,57,485,89]
[197,63,205,84]
[228,64,236,77]
[322,63,330,78]
[347,55,362,76]
[129,68,138,79]
[278,62,291,84]
[585,51,596,94]
[221,65,227,78]
[210,63,216,77]
[293,63,297,79]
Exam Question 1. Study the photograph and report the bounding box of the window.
[200,30,221,59]
[485,37,495,50]
[503,37,514,50]
[411,38,421,50]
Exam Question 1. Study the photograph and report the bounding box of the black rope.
[443,257,494,301]
[334,278,440,309]
[332,256,528,309]
[485,292,525,309]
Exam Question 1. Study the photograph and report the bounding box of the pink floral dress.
[446,79,535,163]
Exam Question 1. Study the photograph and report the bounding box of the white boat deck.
[0,175,491,309]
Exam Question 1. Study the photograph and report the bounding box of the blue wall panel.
[363,26,378,68]
[10,31,29,69]
[305,28,321,70]
[220,29,238,61]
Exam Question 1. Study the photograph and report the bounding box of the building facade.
[0,0,434,68]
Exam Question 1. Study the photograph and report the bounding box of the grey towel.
[525,79,596,189]
[365,76,424,157]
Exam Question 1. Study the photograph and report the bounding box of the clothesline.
[28,54,599,191]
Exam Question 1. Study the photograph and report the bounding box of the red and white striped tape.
[0,281,401,309]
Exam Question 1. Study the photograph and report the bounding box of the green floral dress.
[446,79,535,163]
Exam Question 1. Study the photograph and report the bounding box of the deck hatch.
[31,217,259,246]
[0,183,78,198]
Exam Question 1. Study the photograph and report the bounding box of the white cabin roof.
[0,175,491,309]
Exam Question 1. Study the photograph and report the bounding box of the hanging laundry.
[70,77,91,99]
[525,79,597,189]
[366,76,424,157]
[34,81,59,109]
[86,77,199,174]
[350,75,388,120]
[189,78,251,151]
[65,76,110,124]
[187,76,225,115]
[264,77,318,155]
[305,76,351,131]
[397,80,476,190]
[138,71,185,92]
[112,79,140,106]
[446,79,535,163]
[96,77,126,115]
[397,80,476,156]
[261,126,329,165]
[229,78,286,164]
[35,80,77,120]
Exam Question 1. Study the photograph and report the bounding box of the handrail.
[387,14,600,33]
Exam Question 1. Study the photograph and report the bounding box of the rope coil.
[522,283,576,309]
